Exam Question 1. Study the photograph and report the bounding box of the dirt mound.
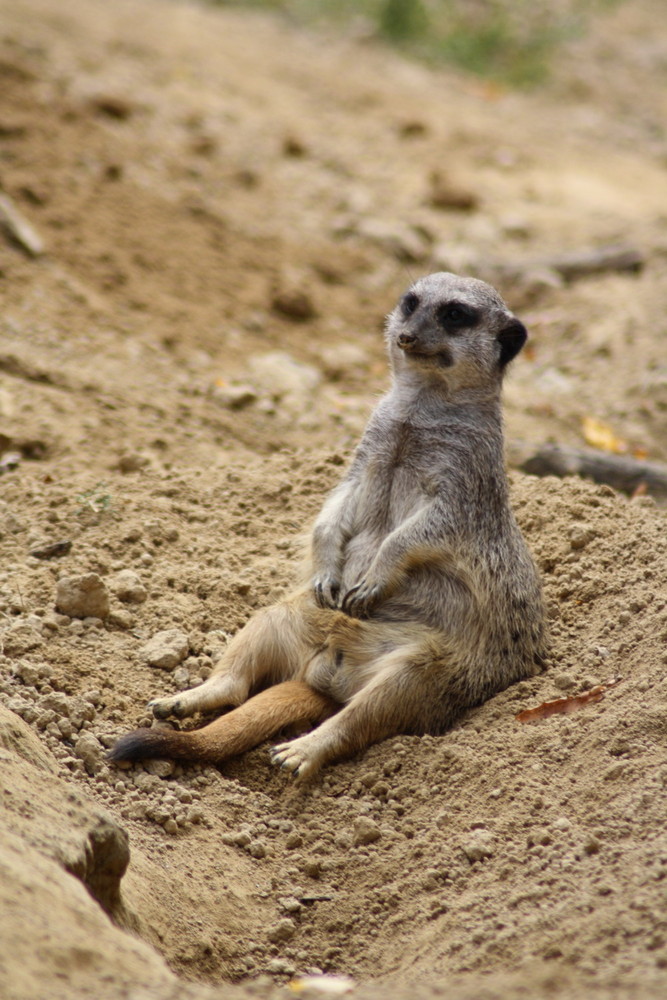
[0,1,666,999]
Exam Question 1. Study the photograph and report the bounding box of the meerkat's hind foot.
[147,673,248,720]
[270,734,322,781]
[148,694,184,719]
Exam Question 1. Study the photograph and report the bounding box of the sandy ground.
[0,1,666,998]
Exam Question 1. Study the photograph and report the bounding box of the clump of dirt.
[0,1,666,999]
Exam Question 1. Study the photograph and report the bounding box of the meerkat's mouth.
[401,346,454,368]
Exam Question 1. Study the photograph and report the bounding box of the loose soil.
[0,2,666,999]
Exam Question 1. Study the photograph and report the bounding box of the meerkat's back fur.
[109,273,545,778]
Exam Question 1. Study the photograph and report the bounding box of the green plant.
[206,0,616,89]
[76,482,113,515]
[379,0,428,42]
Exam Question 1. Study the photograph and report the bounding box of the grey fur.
[146,273,546,779]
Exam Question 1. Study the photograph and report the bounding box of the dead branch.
[514,442,667,500]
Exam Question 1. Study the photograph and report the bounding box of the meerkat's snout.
[397,332,417,349]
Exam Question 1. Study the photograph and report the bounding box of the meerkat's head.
[385,272,527,395]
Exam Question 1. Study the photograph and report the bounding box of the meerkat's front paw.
[341,578,385,618]
[270,734,322,780]
[313,574,341,609]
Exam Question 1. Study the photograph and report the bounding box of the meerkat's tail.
[107,680,339,765]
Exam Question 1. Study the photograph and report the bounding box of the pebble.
[461,830,494,862]
[271,287,317,322]
[266,958,295,975]
[352,817,382,846]
[107,608,135,630]
[569,525,595,550]
[141,629,189,670]
[247,351,321,406]
[2,621,45,656]
[278,896,302,914]
[213,383,258,410]
[144,758,176,778]
[74,732,103,775]
[249,839,268,859]
[267,918,296,943]
[553,673,576,691]
[318,343,369,380]
[55,573,110,619]
[110,570,147,604]
[172,666,190,689]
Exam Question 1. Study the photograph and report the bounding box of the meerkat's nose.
[397,332,417,350]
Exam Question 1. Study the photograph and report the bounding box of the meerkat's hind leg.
[148,669,248,720]
[148,596,326,720]
[271,641,431,780]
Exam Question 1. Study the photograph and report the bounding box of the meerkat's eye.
[400,292,419,317]
[436,301,479,334]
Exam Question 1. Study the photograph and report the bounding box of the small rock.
[318,343,369,380]
[352,817,382,846]
[302,858,322,879]
[427,170,479,211]
[267,918,296,943]
[74,732,103,775]
[107,608,135,630]
[266,958,296,976]
[29,539,72,560]
[552,816,572,831]
[247,351,321,403]
[141,629,189,670]
[56,574,110,620]
[111,570,147,604]
[248,839,267,859]
[14,662,40,685]
[584,835,601,855]
[163,818,179,835]
[172,666,190,689]
[271,287,317,322]
[569,525,595,550]
[461,830,494,863]
[89,94,136,120]
[2,621,44,656]
[116,452,148,473]
[604,763,626,781]
[278,896,302,914]
[553,673,576,691]
[212,383,258,410]
[144,758,175,778]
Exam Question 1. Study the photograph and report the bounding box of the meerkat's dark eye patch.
[436,300,480,334]
[497,319,527,367]
[400,292,419,317]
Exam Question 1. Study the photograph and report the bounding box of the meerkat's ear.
[497,319,527,367]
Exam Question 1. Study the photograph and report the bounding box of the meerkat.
[109,272,546,779]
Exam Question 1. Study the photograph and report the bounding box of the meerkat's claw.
[313,576,341,609]
[341,580,383,619]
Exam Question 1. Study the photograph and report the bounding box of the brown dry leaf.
[581,415,627,454]
[516,677,622,723]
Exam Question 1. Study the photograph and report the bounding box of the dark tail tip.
[106,728,169,763]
